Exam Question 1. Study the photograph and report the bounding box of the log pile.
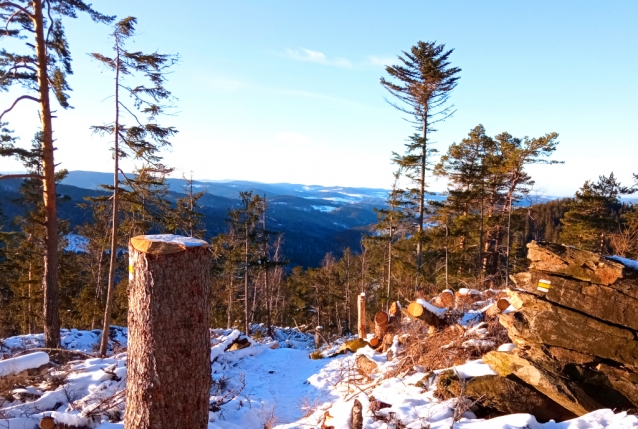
[484,241,638,418]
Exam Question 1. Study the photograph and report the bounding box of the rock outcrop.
[487,241,638,417]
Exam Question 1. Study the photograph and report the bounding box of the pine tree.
[226,192,265,335]
[381,41,460,279]
[372,170,412,307]
[492,131,560,285]
[90,16,178,355]
[434,125,497,279]
[0,0,113,347]
[561,173,634,254]
[172,172,206,238]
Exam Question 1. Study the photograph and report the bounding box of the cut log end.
[440,290,455,307]
[497,298,510,311]
[407,302,424,318]
[374,310,389,325]
[130,234,208,255]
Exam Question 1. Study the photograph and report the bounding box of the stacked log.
[405,300,446,329]
[485,241,638,417]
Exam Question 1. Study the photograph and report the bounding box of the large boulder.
[501,290,638,367]
[435,370,577,422]
[526,241,637,286]
[511,271,638,330]
[484,350,635,416]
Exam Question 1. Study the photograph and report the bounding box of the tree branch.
[0,1,34,19]
[0,94,40,122]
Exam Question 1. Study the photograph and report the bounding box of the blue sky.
[1,1,637,196]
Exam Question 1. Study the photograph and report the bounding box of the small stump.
[125,234,211,429]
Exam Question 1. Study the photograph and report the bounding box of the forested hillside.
[1,17,636,347]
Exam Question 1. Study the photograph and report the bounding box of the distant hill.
[0,171,395,268]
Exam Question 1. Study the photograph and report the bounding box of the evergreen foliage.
[0,0,113,347]
[560,173,635,254]
[381,41,461,278]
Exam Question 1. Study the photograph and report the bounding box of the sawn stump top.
[131,234,208,255]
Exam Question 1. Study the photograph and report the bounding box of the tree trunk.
[387,222,393,311]
[125,235,211,429]
[357,293,366,339]
[416,116,428,276]
[34,0,60,348]
[244,223,250,335]
[100,47,121,357]
[227,274,233,329]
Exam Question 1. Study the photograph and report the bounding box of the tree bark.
[374,311,388,340]
[100,41,121,357]
[125,235,211,429]
[34,0,60,348]
[357,293,366,340]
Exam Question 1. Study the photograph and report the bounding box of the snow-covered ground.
[2,327,638,429]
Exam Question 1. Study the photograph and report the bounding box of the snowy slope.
[2,327,638,429]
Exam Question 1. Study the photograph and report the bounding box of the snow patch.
[0,352,49,377]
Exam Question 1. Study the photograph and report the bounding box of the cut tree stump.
[351,399,363,429]
[374,311,389,341]
[357,293,366,340]
[125,234,211,429]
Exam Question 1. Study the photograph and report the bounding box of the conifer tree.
[561,173,634,254]
[434,125,496,278]
[493,131,560,285]
[381,41,460,278]
[226,191,265,335]
[0,1,112,346]
[172,172,205,238]
[373,170,412,307]
[90,16,177,356]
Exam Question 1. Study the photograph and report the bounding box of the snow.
[323,197,352,203]
[2,327,638,429]
[497,343,517,352]
[311,205,338,212]
[416,298,447,318]
[134,234,208,247]
[64,234,89,253]
[1,327,127,354]
[608,255,638,271]
[434,359,498,379]
[0,352,49,377]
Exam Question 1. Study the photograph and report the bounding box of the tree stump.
[351,399,363,429]
[357,293,366,340]
[125,235,211,429]
[374,310,389,340]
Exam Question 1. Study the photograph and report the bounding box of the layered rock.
[486,241,638,417]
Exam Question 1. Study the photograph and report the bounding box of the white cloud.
[284,48,353,68]
[275,132,312,146]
